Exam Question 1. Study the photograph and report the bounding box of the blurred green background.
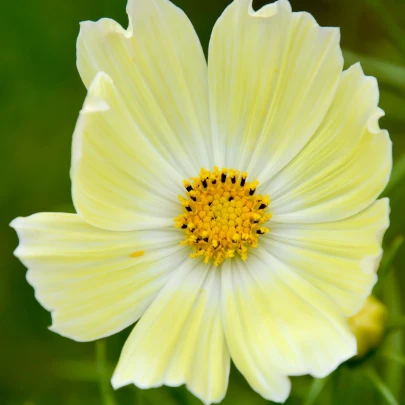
[2,0,405,404]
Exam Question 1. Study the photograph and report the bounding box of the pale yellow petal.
[264,199,389,316]
[71,72,184,231]
[221,256,356,402]
[77,0,213,175]
[268,64,392,223]
[208,0,343,179]
[112,261,229,405]
[221,260,291,403]
[11,213,186,341]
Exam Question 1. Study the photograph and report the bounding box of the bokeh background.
[2,0,405,404]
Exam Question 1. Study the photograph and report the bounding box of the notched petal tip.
[78,18,129,40]
[77,18,132,88]
[368,107,388,135]
[71,71,114,178]
[10,216,30,258]
[212,0,291,31]
[344,62,379,105]
[225,0,292,19]
[9,217,19,229]
[111,376,226,405]
[366,107,393,193]
[248,0,292,18]
[110,374,124,391]
[111,370,227,405]
[81,72,114,113]
[377,198,391,238]
[292,11,342,65]
[266,379,291,404]
[48,315,95,343]
[290,9,342,60]
[188,388,226,405]
[342,64,392,179]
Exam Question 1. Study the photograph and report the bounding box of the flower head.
[11,0,391,404]
[175,167,271,265]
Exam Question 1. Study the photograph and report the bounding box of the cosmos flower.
[11,0,392,403]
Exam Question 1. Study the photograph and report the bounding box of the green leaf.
[96,340,117,405]
[303,376,331,405]
[365,368,399,405]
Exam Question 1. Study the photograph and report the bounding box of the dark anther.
[185,185,193,192]
[191,196,197,202]
[257,229,265,235]
[231,176,236,184]
[186,205,192,212]
[203,238,209,242]
[229,197,234,201]
[259,204,267,210]
[181,224,187,229]
[196,238,201,243]
[221,173,227,183]
[249,188,256,196]
[208,202,212,206]
[254,220,259,224]
[212,179,217,185]
[240,177,246,187]
[202,179,208,188]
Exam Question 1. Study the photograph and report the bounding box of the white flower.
[11,0,392,404]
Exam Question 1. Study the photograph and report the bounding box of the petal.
[77,0,212,175]
[112,260,229,405]
[221,260,290,403]
[268,64,392,223]
[208,0,343,180]
[263,199,390,316]
[221,255,356,402]
[11,213,186,341]
[71,72,184,232]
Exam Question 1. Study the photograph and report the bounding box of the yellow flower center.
[175,167,272,266]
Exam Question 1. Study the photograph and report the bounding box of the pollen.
[175,167,271,266]
[130,250,145,258]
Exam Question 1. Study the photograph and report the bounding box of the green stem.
[365,368,399,405]
[96,340,117,405]
[381,271,405,398]
[343,49,405,90]
[303,375,331,405]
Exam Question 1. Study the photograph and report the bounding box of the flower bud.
[348,295,387,359]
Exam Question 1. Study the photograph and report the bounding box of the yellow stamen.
[175,167,272,266]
